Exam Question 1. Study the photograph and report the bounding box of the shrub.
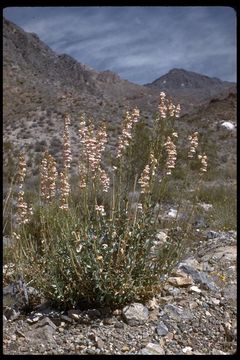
[6,94,210,310]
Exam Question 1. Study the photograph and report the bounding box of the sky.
[3,6,236,84]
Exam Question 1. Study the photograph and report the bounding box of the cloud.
[3,6,236,83]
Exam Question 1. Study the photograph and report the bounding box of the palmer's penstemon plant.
[5,93,208,310]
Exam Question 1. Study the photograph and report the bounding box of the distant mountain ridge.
[145,68,234,90]
[3,16,236,123]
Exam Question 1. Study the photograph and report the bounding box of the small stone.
[166,332,174,341]
[122,303,148,326]
[207,230,220,239]
[96,337,105,349]
[164,285,181,296]
[212,298,220,305]
[168,275,193,287]
[182,346,193,354]
[68,309,81,320]
[189,301,198,310]
[156,321,168,336]
[205,310,212,316]
[189,285,202,293]
[86,349,96,355]
[140,343,165,355]
[103,317,114,325]
[58,327,65,333]
[121,345,129,352]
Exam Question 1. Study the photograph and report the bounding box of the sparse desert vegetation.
[4,93,231,311]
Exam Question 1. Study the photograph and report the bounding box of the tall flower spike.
[48,154,58,201]
[198,153,208,174]
[138,164,151,194]
[116,108,140,158]
[99,167,110,193]
[188,132,199,158]
[16,152,32,225]
[158,92,168,119]
[17,152,27,189]
[59,171,70,210]
[95,204,106,216]
[138,152,157,194]
[158,92,181,119]
[40,151,49,203]
[164,136,177,175]
[63,114,72,169]
[40,151,58,203]
[79,163,87,189]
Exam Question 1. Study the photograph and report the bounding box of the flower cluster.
[59,170,71,210]
[16,152,32,225]
[99,168,110,193]
[40,151,58,203]
[158,92,181,119]
[164,135,177,175]
[138,152,157,194]
[60,114,72,210]
[116,108,140,158]
[79,163,87,189]
[198,153,208,174]
[138,164,150,194]
[79,118,108,174]
[17,152,26,188]
[63,114,72,169]
[95,204,106,216]
[188,131,199,158]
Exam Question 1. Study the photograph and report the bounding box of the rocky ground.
[3,229,237,355]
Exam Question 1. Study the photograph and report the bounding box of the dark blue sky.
[3,6,236,84]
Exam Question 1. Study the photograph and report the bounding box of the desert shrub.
[6,95,210,310]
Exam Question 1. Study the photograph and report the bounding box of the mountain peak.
[145,68,231,90]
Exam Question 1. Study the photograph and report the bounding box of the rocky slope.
[3,229,237,355]
[3,17,237,188]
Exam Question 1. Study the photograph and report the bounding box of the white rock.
[140,343,165,355]
[197,202,213,211]
[189,285,201,293]
[221,121,235,130]
[182,346,192,354]
[212,298,220,305]
[167,208,177,218]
